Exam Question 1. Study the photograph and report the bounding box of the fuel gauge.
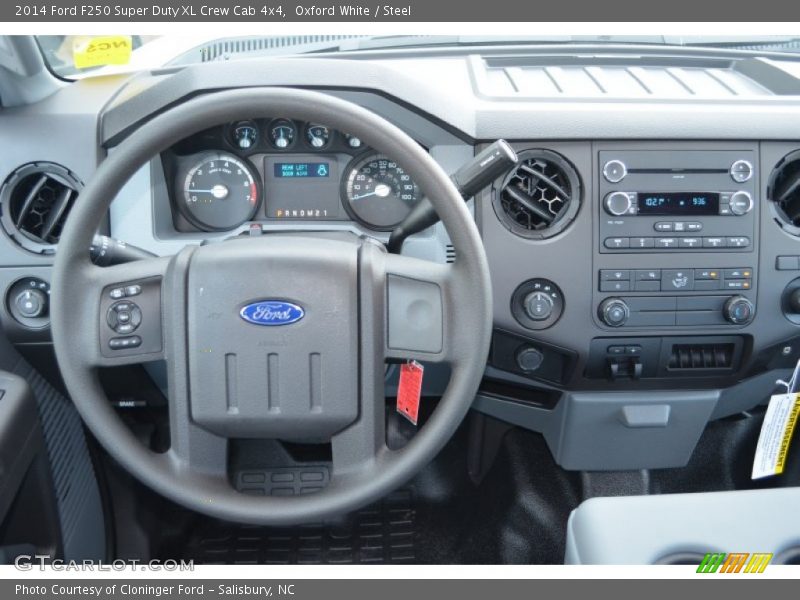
[268,119,297,149]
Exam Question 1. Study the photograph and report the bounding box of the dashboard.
[165,119,423,233]
[6,46,800,472]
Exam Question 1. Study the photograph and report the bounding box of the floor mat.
[177,489,416,564]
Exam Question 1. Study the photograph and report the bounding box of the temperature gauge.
[231,121,259,150]
[305,124,331,149]
[268,119,297,149]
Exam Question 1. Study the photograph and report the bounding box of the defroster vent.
[494,149,581,239]
[0,162,82,254]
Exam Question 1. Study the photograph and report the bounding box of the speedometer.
[342,153,421,230]
[181,152,260,231]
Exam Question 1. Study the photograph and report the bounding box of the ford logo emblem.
[239,301,305,326]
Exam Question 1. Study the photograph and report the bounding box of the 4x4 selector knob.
[523,291,555,321]
[599,297,630,327]
[604,192,633,216]
[729,191,754,216]
[724,296,755,325]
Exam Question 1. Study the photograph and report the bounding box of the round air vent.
[493,149,582,239]
[768,149,800,236]
[0,162,82,254]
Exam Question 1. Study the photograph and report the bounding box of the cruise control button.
[604,237,629,249]
[125,284,142,297]
[115,323,135,335]
[116,311,131,324]
[661,269,694,292]
[109,287,126,300]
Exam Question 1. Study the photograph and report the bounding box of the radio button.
[630,237,654,249]
[603,160,627,183]
[727,236,750,248]
[686,222,703,232]
[600,270,631,281]
[730,159,754,183]
[695,269,720,280]
[636,269,661,280]
[604,237,630,249]
[673,222,687,232]
[719,204,733,216]
[679,237,702,248]
[703,237,726,248]
[661,269,694,292]
[600,280,631,292]
[654,222,674,232]
[655,237,678,249]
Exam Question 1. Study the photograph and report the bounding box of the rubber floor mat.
[180,489,416,564]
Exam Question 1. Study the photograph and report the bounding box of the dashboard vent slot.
[0,163,82,254]
[668,343,734,370]
[768,149,800,235]
[191,36,370,63]
[494,148,582,239]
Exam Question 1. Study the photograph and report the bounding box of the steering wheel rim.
[51,87,492,524]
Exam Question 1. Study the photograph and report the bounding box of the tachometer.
[181,152,260,231]
[342,153,421,230]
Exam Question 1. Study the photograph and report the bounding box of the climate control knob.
[729,191,754,216]
[604,192,634,217]
[724,296,755,325]
[599,298,630,327]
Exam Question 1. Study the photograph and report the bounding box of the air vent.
[494,149,582,239]
[768,149,800,236]
[0,163,82,254]
[445,244,456,263]
[668,343,734,370]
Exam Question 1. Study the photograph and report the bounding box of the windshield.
[36,34,800,80]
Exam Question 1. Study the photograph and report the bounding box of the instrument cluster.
[162,119,423,232]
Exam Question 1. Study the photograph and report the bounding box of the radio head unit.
[598,150,757,253]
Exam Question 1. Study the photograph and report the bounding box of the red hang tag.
[396,361,424,425]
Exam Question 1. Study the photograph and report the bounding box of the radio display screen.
[637,192,720,216]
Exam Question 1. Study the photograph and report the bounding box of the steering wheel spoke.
[383,252,465,365]
[70,257,170,367]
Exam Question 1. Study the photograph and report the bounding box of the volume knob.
[604,192,634,217]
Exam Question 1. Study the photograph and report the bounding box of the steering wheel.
[50,88,492,525]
